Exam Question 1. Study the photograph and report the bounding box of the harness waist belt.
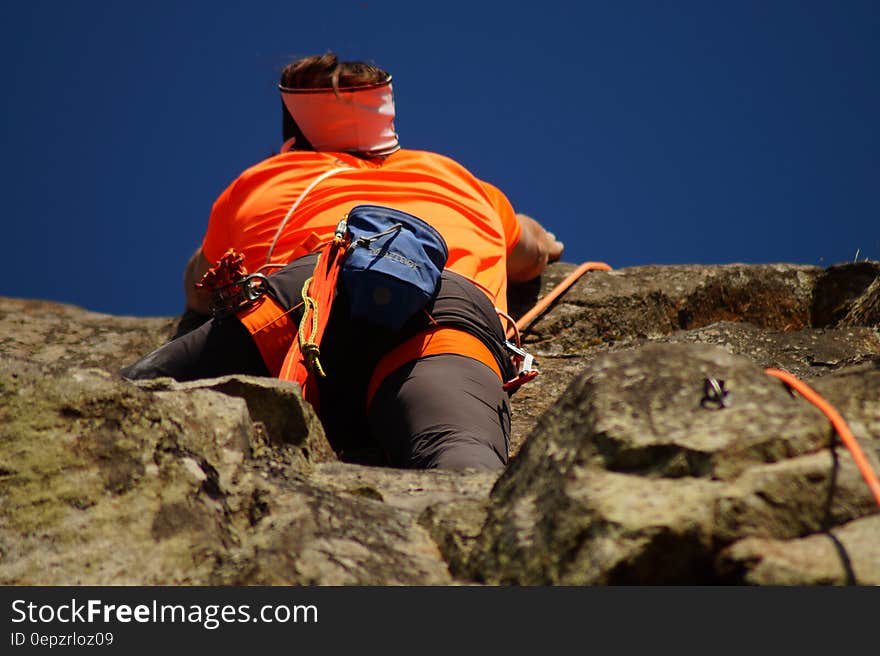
[237,295,295,377]
[366,327,503,410]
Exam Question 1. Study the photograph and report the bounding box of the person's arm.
[507,213,565,282]
[184,247,213,315]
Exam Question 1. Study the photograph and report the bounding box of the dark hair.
[280,52,389,91]
[280,53,390,149]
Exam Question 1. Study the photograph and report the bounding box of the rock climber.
[120,52,563,470]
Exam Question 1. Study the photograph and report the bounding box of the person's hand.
[507,213,565,282]
[541,226,565,264]
[183,247,214,314]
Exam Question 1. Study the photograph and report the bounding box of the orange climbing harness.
[765,368,880,508]
[366,326,503,410]
[277,220,349,409]
[204,251,615,408]
[199,237,346,410]
[363,261,617,403]
[237,295,297,376]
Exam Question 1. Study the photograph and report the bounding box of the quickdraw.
[197,249,275,318]
[502,339,539,394]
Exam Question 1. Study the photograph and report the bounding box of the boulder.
[717,514,880,585]
[0,358,449,584]
[466,344,880,584]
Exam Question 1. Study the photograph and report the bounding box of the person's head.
[279,52,399,157]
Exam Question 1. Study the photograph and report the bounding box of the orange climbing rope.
[765,368,880,508]
[509,261,612,338]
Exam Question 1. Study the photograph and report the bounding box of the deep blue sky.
[3,1,878,317]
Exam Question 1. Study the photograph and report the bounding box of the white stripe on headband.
[280,79,400,156]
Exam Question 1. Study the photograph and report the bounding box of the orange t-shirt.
[202,149,521,311]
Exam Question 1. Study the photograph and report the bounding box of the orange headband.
[279,78,399,156]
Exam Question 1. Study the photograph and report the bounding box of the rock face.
[1,261,878,585]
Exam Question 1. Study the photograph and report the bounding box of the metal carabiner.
[334,217,349,244]
[241,273,271,302]
[504,340,537,376]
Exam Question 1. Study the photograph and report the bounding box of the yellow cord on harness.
[294,225,348,382]
[298,275,327,378]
